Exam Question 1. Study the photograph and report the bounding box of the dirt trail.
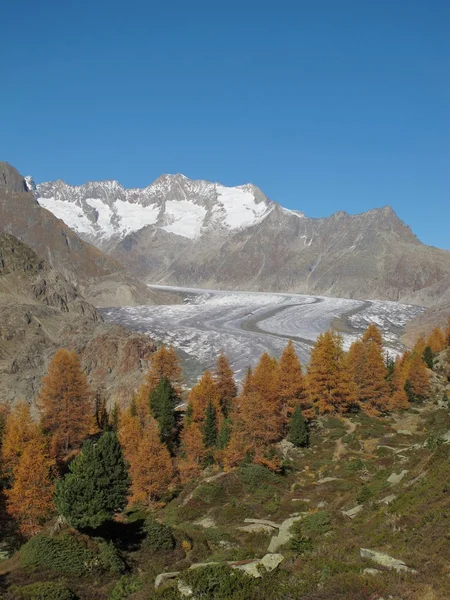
[333,418,357,461]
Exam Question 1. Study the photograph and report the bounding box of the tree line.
[1,319,449,537]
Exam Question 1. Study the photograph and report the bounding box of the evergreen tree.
[202,401,218,448]
[288,406,309,448]
[404,353,430,403]
[149,377,178,451]
[55,431,129,529]
[423,346,434,370]
[38,349,92,460]
[188,370,220,423]
[216,418,232,450]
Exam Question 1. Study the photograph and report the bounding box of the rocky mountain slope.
[0,162,179,307]
[0,234,156,405]
[36,174,450,305]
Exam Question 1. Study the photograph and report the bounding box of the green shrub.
[108,575,143,600]
[356,484,373,504]
[144,516,175,551]
[20,534,92,577]
[290,533,314,555]
[238,464,279,491]
[343,458,366,475]
[96,539,126,574]
[192,482,222,504]
[303,510,332,535]
[6,581,76,600]
[182,564,255,599]
[20,533,124,577]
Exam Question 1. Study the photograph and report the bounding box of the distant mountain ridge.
[35,173,450,306]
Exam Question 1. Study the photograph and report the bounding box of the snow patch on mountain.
[36,175,275,243]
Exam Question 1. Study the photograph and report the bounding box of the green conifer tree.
[55,431,129,529]
[202,401,218,449]
[216,418,232,450]
[423,346,434,370]
[149,377,178,451]
[288,406,309,448]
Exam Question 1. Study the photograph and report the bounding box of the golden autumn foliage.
[38,349,92,460]
[188,370,220,423]
[278,341,310,420]
[426,327,446,354]
[348,325,390,416]
[387,356,409,410]
[126,419,174,506]
[413,334,426,358]
[251,353,280,408]
[178,420,207,483]
[145,346,183,395]
[223,392,281,471]
[308,330,356,414]
[118,405,174,506]
[1,402,40,477]
[405,352,430,402]
[5,431,54,536]
[214,354,237,416]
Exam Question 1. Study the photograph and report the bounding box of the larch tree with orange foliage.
[308,330,356,414]
[387,355,409,410]
[126,419,174,506]
[214,354,237,417]
[1,402,40,478]
[426,327,446,355]
[6,431,54,536]
[404,352,430,403]
[188,370,220,424]
[278,341,310,421]
[178,419,208,483]
[118,402,174,506]
[38,349,92,460]
[145,346,183,395]
[347,325,390,416]
[223,391,282,471]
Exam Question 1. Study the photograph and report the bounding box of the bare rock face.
[35,173,450,305]
[0,234,156,406]
[0,162,28,194]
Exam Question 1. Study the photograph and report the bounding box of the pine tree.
[149,377,178,451]
[38,349,92,460]
[308,330,356,414]
[5,431,54,536]
[145,346,183,395]
[288,406,309,447]
[423,346,434,370]
[278,341,310,421]
[216,418,231,450]
[202,401,218,448]
[55,431,129,528]
[1,402,40,477]
[126,420,174,506]
[214,354,237,417]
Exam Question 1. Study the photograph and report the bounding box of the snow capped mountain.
[36,175,281,248]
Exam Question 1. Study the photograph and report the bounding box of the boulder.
[378,494,397,505]
[363,568,382,576]
[360,548,417,573]
[317,477,341,484]
[268,516,303,552]
[342,505,363,519]
[233,554,284,578]
[244,518,279,528]
[155,572,180,589]
[195,517,216,529]
[237,524,276,533]
[387,470,408,485]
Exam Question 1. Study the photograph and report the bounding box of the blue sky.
[1,1,449,248]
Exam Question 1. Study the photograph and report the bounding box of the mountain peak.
[0,162,28,194]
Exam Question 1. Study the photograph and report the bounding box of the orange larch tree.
[348,325,390,416]
[278,341,310,421]
[412,334,427,358]
[426,327,446,354]
[307,330,356,414]
[126,419,174,506]
[214,354,237,417]
[177,420,207,483]
[188,370,220,424]
[6,431,54,536]
[387,355,409,410]
[404,352,430,403]
[145,346,183,395]
[38,349,92,460]
[223,391,281,471]
[1,402,40,477]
